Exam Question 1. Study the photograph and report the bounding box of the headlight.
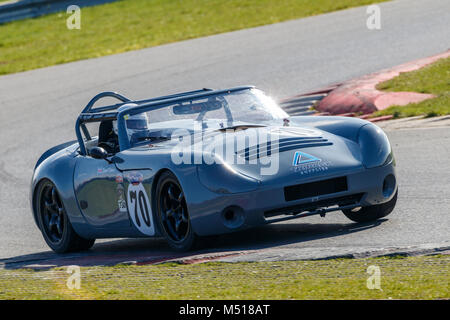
[358,124,393,169]
[197,163,260,194]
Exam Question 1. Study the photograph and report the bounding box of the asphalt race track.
[0,0,449,263]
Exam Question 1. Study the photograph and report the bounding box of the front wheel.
[35,180,95,253]
[342,190,398,223]
[155,171,197,251]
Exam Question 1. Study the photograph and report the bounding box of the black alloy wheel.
[156,172,196,251]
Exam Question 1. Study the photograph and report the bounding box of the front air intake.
[284,176,348,202]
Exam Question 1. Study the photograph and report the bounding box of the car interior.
[97,120,120,154]
[81,120,119,157]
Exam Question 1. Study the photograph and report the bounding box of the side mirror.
[90,146,108,160]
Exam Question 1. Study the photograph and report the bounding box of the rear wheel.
[35,180,95,253]
[342,190,398,223]
[155,171,196,251]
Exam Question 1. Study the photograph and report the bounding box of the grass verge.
[374,57,450,118]
[0,0,388,75]
[0,254,448,299]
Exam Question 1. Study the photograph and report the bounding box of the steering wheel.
[98,141,118,155]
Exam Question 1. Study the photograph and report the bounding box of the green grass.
[374,57,450,118]
[0,0,388,75]
[0,255,448,299]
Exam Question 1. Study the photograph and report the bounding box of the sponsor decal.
[292,151,330,175]
[118,199,127,213]
[293,160,331,175]
[116,180,127,213]
[292,151,321,166]
[125,171,144,185]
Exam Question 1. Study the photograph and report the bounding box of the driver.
[113,103,150,146]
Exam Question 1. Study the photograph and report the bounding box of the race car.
[31,86,398,253]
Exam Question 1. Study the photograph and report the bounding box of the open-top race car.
[31,86,398,253]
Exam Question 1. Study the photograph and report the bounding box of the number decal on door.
[127,182,155,236]
[129,190,151,227]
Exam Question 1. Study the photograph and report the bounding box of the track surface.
[0,0,449,262]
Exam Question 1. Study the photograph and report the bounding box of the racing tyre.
[342,190,398,223]
[35,180,95,253]
[155,171,197,251]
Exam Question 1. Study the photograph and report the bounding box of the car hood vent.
[236,137,333,161]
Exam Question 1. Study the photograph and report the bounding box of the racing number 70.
[129,190,151,227]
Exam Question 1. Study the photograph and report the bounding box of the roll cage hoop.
[76,86,254,155]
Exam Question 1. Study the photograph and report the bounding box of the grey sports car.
[31,86,397,252]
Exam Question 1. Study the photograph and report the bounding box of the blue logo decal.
[292,151,321,166]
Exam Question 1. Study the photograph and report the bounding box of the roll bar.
[75,86,253,155]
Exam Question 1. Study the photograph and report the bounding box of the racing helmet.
[113,103,149,141]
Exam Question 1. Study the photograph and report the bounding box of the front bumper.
[188,162,397,236]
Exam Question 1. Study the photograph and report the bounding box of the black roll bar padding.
[77,92,130,155]
[80,123,91,141]
[75,117,87,155]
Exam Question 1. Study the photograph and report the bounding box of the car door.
[74,155,130,229]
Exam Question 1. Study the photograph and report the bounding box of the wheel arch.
[31,150,91,237]
[34,140,78,170]
[150,168,174,213]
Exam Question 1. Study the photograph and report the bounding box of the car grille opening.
[284,176,348,202]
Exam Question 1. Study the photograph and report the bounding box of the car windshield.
[123,88,288,147]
